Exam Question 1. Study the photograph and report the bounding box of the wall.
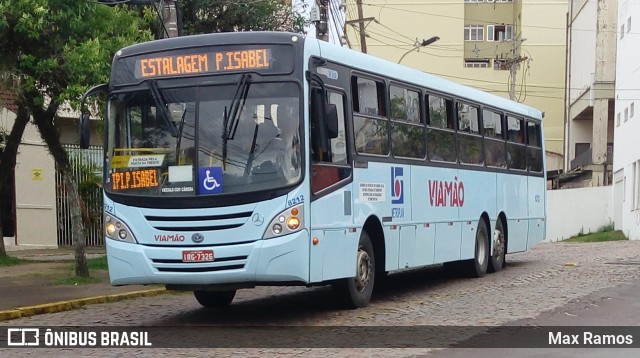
[0,108,58,249]
[612,0,640,241]
[545,186,613,241]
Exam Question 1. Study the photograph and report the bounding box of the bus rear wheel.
[333,231,375,309]
[463,219,489,278]
[488,218,506,273]
[193,290,236,308]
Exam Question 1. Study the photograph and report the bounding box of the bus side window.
[311,91,351,194]
[483,109,506,168]
[506,115,526,170]
[426,94,456,162]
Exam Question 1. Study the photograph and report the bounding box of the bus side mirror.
[325,103,338,139]
[78,83,108,149]
[79,113,91,149]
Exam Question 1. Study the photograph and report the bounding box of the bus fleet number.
[287,195,304,208]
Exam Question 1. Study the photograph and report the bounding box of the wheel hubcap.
[355,249,371,292]
[477,230,487,267]
[493,229,504,259]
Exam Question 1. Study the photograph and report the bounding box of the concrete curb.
[0,288,170,322]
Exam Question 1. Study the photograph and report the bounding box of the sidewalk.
[0,247,169,321]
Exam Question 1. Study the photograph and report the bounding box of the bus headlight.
[104,213,137,244]
[264,203,304,239]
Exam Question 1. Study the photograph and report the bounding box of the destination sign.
[111,169,159,191]
[136,48,272,79]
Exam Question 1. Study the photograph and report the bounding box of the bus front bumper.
[105,230,310,286]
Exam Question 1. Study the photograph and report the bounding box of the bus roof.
[116,31,300,58]
[309,36,543,121]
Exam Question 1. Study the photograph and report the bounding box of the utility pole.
[344,1,375,53]
[356,0,367,53]
[312,0,329,42]
[501,37,527,101]
[161,0,179,38]
[504,56,527,100]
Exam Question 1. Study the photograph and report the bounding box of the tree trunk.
[0,203,5,257]
[31,104,89,277]
[0,105,31,257]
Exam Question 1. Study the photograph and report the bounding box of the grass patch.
[53,255,109,285]
[565,227,628,243]
[53,275,102,285]
[87,256,108,270]
[0,255,26,266]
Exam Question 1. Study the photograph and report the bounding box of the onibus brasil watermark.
[6,328,152,347]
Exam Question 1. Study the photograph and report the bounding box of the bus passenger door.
[309,89,355,283]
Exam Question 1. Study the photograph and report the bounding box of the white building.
[613,0,640,239]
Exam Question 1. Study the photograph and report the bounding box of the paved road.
[2,240,640,357]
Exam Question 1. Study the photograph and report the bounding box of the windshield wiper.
[148,80,178,137]
[222,74,252,170]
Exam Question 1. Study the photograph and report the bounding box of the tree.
[179,0,307,35]
[0,0,153,274]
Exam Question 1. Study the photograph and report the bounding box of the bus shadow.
[165,261,524,325]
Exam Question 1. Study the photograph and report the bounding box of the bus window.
[390,85,425,159]
[457,102,483,165]
[506,115,526,170]
[352,76,389,156]
[483,109,506,167]
[311,91,351,194]
[527,121,543,172]
[426,94,456,162]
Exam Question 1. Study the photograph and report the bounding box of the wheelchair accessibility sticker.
[199,167,223,194]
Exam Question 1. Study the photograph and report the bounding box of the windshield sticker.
[168,165,193,182]
[111,169,159,191]
[110,155,130,169]
[359,183,386,202]
[129,154,165,168]
[199,167,223,194]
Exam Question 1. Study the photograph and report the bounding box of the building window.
[621,24,625,39]
[494,59,507,70]
[496,0,513,2]
[628,17,632,32]
[617,112,621,127]
[464,59,490,68]
[487,24,513,41]
[464,25,484,41]
[631,102,635,117]
[625,107,629,122]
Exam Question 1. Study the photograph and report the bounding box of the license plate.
[182,250,214,262]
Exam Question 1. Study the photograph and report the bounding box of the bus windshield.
[105,81,301,197]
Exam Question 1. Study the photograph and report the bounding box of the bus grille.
[150,255,248,273]
[144,211,252,232]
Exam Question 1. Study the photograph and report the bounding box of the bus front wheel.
[333,231,375,309]
[193,290,236,308]
[463,219,489,278]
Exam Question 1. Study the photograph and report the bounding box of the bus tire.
[333,231,375,309]
[193,290,236,308]
[463,219,489,278]
[488,218,506,273]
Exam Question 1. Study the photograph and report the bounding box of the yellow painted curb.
[0,288,169,322]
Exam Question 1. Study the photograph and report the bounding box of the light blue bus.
[80,32,545,308]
